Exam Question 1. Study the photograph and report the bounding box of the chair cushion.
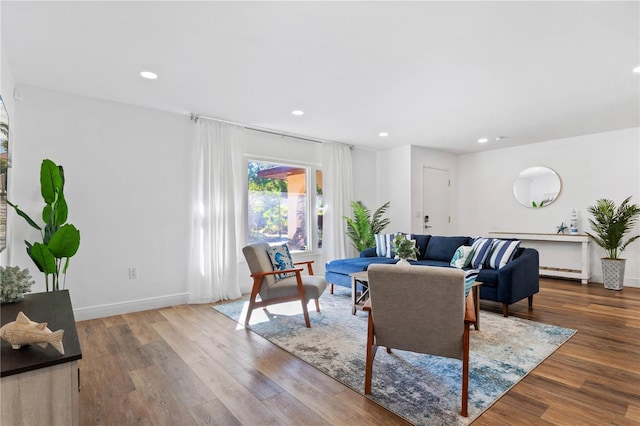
[486,239,521,269]
[469,237,494,269]
[268,274,328,300]
[266,244,296,281]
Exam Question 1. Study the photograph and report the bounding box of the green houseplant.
[344,201,390,252]
[585,196,640,290]
[8,159,81,291]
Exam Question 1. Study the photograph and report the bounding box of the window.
[248,160,322,252]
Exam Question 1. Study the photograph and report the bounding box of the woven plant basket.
[601,258,625,290]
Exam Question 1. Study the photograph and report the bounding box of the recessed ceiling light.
[378,132,389,137]
[291,110,304,116]
[634,66,640,73]
[140,71,158,80]
[477,138,489,143]
[495,136,507,141]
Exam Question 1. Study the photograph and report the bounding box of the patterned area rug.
[213,288,575,425]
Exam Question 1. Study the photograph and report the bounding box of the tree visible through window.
[248,160,322,251]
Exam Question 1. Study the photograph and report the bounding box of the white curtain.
[187,119,244,303]
[322,142,354,261]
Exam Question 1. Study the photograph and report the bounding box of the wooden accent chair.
[363,264,476,417]
[242,243,328,328]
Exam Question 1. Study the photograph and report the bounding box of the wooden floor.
[76,278,640,425]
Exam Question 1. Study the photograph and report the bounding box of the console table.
[1,290,82,425]
[490,232,590,284]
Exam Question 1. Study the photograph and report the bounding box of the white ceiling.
[2,1,639,154]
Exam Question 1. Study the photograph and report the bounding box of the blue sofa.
[325,235,539,316]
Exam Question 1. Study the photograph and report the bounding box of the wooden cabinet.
[1,290,82,425]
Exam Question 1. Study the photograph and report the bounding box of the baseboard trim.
[73,292,190,321]
[589,275,639,288]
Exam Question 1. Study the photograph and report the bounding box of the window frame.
[245,156,322,254]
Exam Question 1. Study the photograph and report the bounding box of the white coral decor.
[0,267,35,303]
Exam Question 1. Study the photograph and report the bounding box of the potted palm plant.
[585,197,640,290]
[344,201,390,252]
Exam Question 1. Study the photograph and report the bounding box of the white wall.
[7,86,334,316]
[9,86,193,318]
[351,147,377,211]
[458,127,640,287]
[376,145,412,232]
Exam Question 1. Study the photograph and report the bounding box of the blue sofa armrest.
[495,247,540,304]
[360,247,378,258]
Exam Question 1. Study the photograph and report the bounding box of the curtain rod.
[190,113,328,145]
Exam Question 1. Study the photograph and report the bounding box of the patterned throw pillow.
[450,245,474,268]
[464,269,480,297]
[469,237,493,269]
[266,244,296,281]
[375,233,398,258]
[486,239,521,269]
[374,234,388,257]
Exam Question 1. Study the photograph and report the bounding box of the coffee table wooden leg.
[351,276,357,315]
[473,286,480,330]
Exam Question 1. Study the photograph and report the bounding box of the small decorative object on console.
[556,222,567,234]
[0,266,35,303]
[0,311,65,355]
[570,209,579,234]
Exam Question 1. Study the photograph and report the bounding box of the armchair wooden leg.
[330,283,334,294]
[244,297,256,325]
[245,277,262,325]
[301,300,311,328]
[364,312,377,395]
[461,323,470,417]
[314,298,321,312]
[528,295,534,309]
[502,303,509,317]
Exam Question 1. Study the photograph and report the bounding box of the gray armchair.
[364,264,475,417]
[242,243,328,328]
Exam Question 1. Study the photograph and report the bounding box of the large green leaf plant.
[344,201,390,252]
[8,159,81,291]
[585,197,640,259]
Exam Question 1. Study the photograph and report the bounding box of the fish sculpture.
[0,311,65,355]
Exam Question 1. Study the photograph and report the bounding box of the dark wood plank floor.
[76,278,640,425]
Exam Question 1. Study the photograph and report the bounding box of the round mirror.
[513,166,561,208]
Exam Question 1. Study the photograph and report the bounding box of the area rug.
[213,288,575,425]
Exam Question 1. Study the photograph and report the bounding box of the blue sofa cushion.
[360,247,378,258]
[477,268,498,287]
[412,259,452,268]
[326,257,397,275]
[423,236,471,262]
[411,234,431,260]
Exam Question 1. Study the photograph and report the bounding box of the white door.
[422,167,450,235]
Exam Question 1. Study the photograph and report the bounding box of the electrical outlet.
[128,267,138,279]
